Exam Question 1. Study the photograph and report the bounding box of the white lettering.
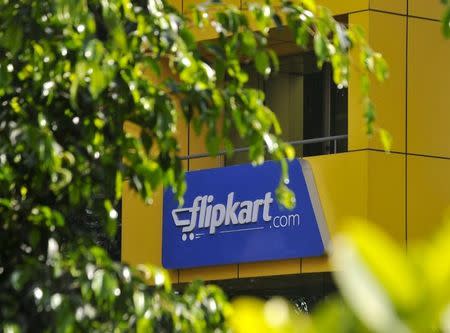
[238,201,253,224]
[198,195,208,228]
[262,192,273,221]
[224,192,239,225]
[172,191,276,237]
[190,196,202,230]
[251,199,264,222]
[210,204,225,234]
[273,216,280,228]
[203,195,214,228]
[280,215,287,227]
[289,214,300,226]
[271,214,301,229]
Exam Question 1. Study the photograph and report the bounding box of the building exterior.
[121,0,450,304]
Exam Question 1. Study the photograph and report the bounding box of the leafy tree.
[0,0,388,331]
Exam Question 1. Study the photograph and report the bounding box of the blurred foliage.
[232,216,450,333]
[0,0,390,331]
[443,0,450,38]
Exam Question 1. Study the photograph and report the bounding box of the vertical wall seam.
[184,47,189,283]
[367,11,371,222]
[187,120,190,171]
[405,0,409,251]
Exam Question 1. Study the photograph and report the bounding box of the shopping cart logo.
[171,192,274,241]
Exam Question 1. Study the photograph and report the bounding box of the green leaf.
[92,269,105,298]
[133,290,145,316]
[379,128,392,152]
[295,24,310,47]
[105,214,118,238]
[417,215,450,313]
[313,34,328,67]
[91,268,119,304]
[284,144,296,160]
[255,51,270,76]
[373,53,389,81]
[442,7,450,38]
[89,66,107,98]
[241,30,256,56]
[206,131,220,155]
[3,323,21,333]
[267,49,280,73]
[275,183,296,210]
[137,317,153,333]
[301,0,317,12]
[179,28,196,51]
[10,270,30,291]
[115,171,123,200]
[0,24,23,54]
[364,99,376,135]
[84,39,105,62]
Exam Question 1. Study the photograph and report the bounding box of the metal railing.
[180,134,348,162]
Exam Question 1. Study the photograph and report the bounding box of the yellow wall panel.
[302,152,369,273]
[121,184,179,283]
[191,25,218,42]
[189,156,223,171]
[239,259,300,278]
[348,12,370,150]
[408,18,450,158]
[241,0,282,9]
[189,124,213,155]
[370,0,406,14]
[302,256,330,273]
[305,151,369,236]
[318,0,369,15]
[184,0,240,13]
[244,0,369,12]
[369,12,406,152]
[166,0,182,12]
[407,155,450,243]
[179,265,238,283]
[189,122,224,170]
[175,104,189,157]
[349,11,407,152]
[368,151,406,246]
[409,0,446,20]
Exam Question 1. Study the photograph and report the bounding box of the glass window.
[225,27,348,166]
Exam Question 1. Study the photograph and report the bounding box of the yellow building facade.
[122,0,450,286]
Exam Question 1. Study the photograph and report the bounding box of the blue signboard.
[162,159,329,269]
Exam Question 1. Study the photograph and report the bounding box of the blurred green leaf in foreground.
[232,213,450,333]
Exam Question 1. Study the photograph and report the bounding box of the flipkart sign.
[162,160,329,269]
